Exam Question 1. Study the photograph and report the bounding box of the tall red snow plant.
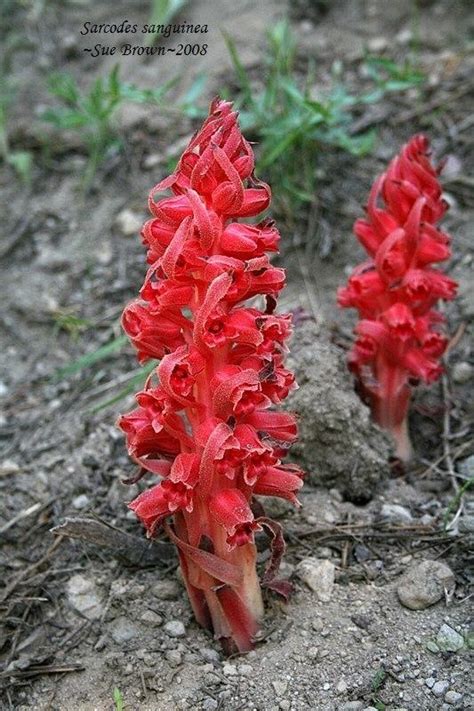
[338,135,457,461]
[118,99,303,654]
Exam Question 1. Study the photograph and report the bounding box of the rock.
[452,361,473,384]
[458,455,474,478]
[425,677,436,688]
[367,37,387,52]
[340,702,364,711]
[140,610,163,626]
[336,678,348,694]
[202,699,218,711]
[444,690,462,705]
[380,503,413,523]
[72,494,90,510]
[165,650,182,667]
[436,624,464,652]
[66,574,104,620]
[239,664,253,676]
[223,663,238,676]
[0,459,20,476]
[426,640,440,653]
[396,28,413,45]
[200,647,220,663]
[296,558,335,602]
[432,680,450,697]
[285,323,390,502]
[115,209,142,236]
[110,616,140,643]
[459,280,474,320]
[459,515,474,533]
[143,153,162,169]
[397,560,455,610]
[152,579,180,600]
[272,680,288,696]
[164,620,186,638]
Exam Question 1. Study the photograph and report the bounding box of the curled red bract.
[338,135,458,461]
[118,98,303,653]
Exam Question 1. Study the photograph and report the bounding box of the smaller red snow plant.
[118,99,303,654]
[338,135,458,461]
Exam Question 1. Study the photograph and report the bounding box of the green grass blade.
[222,32,254,106]
[113,687,124,711]
[54,334,128,380]
[145,0,189,46]
[90,360,157,413]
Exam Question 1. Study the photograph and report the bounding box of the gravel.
[296,558,335,601]
[444,690,463,705]
[397,560,455,610]
[151,579,181,600]
[109,616,140,644]
[66,574,104,620]
[164,620,186,638]
[432,680,450,697]
[115,208,143,236]
[436,623,465,652]
[380,503,413,523]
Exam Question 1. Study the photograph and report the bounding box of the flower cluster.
[118,99,303,653]
[338,135,457,460]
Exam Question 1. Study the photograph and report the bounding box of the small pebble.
[445,690,462,705]
[452,361,473,384]
[367,37,387,52]
[436,624,464,652]
[432,680,450,697]
[152,579,180,600]
[223,663,238,676]
[72,494,90,510]
[115,209,142,236]
[200,647,220,663]
[165,649,182,667]
[239,664,253,676]
[296,558,335,602]
[67,574,104,620]
[143,153,162,169]
[202,699,218,711]
[272,680,288,696]
[381,503,412,523]
[110,616,140,644]
[397,560,455,610]
[396,28,413,44]
[336,678,348,694]
[425,677,436,688]
[164,620,185,638]
[140,610,163,626]
[340,702,364,711]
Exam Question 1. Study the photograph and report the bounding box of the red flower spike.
[338,135,458,461]
[118,99,303,654]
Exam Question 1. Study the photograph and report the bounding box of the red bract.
[118,98,303,654]
[338,135,457,461]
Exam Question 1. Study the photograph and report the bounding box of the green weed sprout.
[224,20,424,213]
[41,65,177,189]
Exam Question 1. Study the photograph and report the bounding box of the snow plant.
[338,135,457,461]
[118,99,303,653]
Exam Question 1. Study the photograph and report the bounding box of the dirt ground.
[1,1,473,710]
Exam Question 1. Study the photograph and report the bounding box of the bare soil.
[1,1,473,710]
